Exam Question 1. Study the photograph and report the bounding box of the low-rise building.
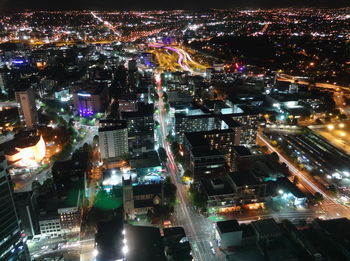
[123,178,164,219]
[187,149,228,180]
[215,220,243,249]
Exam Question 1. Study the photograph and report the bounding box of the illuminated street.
[156,75,224,261]
[1,5,350,261]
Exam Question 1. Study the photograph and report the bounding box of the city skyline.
[0,0,349,12]
[0,5,349,261]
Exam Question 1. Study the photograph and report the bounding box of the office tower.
[15,87,38,128]
[0,157,30,260]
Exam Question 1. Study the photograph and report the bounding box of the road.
[13,125,98,192]
[277,73,350,92]
[156,75,223,261]
[257,133,350,220]
[149,43,208,75]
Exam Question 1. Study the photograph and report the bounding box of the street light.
[340,132,346,137]
[327,124,334,131]
[122,245,128,255]
[93,249,98,257]
[339,123,345,128]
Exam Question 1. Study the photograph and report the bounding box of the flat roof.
[217,220,240,234]
[252,219,281,237]
[228,171,259,187]
[276,177,306,198]
[200,176,235,197]
[126,225,166,261]
[98,120,127,132]
[233,146,252,156]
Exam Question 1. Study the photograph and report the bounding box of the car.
[211,247,216,255]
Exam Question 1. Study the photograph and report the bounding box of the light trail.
[277,73,350,92]
[149,43,206,75]
[156,75,209,261]
[90,12,121,37]
[257,134,336,203]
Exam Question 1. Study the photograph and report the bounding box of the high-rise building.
[14,191,39,238]
[0,157,30,260]
[15,87,38,128]
[99,120,129,160]
[121,103,154,155]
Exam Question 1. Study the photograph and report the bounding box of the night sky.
[0,0,349,12]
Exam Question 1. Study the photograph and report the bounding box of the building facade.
[0,158,29,260]
[15,87,38,128]
[99,120,129,160]
[121,104,154,155]
[73,84,109,117]
[174,113,220,143]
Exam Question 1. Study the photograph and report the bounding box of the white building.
[39,218,62,238]
[15,87,38,128]
[99,120,128,160]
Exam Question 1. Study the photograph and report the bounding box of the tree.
[183,170,192,178]
[270,152,279,162]
[314,192,324,202]
[41,179,53,193]
[189,184,207,211]
[82,143,92,153]
[152,91,159,102]
[328,184,337,195]
[171,141,180,155]
[269,114,277,123]
[162,92,168,102]
[339,114,347,120]
[158,147,168,162]
[174,154,184,165]
[164,177,177,207]
[166,132,174,143]
[120,153,132,164]
[32,180,41,194]
[315,118,323,125]
[164,103,170,113]
[93,135,99,147]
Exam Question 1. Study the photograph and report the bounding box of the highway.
[149,43,208,75]
[156,75,223,261]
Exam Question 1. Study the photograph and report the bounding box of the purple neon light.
[79,108,94,117]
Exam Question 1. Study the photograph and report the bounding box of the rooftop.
[228,171,259,187]
[251,219,282,238]
[216,220,241,234]
[200,176,235,197]
[126,225,166,261]
[98,120,128,132]
[133,183,162,196]
[233,146,252,156]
